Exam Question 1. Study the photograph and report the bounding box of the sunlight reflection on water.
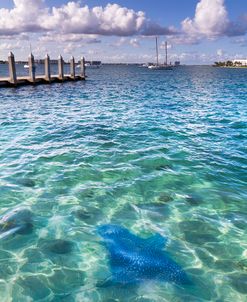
[0,65,246,301]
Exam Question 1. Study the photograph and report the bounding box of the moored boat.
[148,38,173,70]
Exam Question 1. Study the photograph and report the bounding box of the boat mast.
[165,41,168,66]
[156,37,159,66]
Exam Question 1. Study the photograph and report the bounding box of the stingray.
[0,207,33,239]
[97,224,191,287]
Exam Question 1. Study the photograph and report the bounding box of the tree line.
[213,61,244,67]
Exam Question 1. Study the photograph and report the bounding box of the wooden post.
[44,54,51,82]
[80,57,85,78]
[70,56,75,79]
[28,53,35,83]
[8,52,17,85]
[58,55,64,80]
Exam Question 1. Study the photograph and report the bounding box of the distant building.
[33,59,59,64]
[174,61,180,66]
[85,61,102,68]
[232,59,247,66]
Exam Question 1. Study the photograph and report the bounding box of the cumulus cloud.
[41,3,146,36]
[0,0,45,35]
[0,0,176,37]
[39,33,101,44]
[182,0,229,38]
[182,0,247,39]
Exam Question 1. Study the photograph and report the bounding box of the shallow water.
[0,65,246,301]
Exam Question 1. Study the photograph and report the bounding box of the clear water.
[0,65,246,301]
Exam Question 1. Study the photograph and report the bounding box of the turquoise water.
[0,66,246,301]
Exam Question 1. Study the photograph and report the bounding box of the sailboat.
[148,38,173,70]
[24,43,37,69]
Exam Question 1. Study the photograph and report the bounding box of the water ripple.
[0,66,246,301]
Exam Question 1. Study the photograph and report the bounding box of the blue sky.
[0,0,246,64]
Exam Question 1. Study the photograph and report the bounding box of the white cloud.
[110,37,128,47]
[110,37,141,48]
[129,38,140,48]
[216,49,225,57]
[0,40,26,54]
[41,3,146,36]
[182,0,229,38]
[0,0,45,35]
[181,0,247,40]
[39,33,101,44]
[160,41,172,50]
[0,0,246,63]
[169,34,200,45]
[0,33,30,40]
[0,1,175,37]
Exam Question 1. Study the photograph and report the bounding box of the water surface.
[0,65,246,301]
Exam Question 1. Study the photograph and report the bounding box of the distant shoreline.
[213,66,247,69]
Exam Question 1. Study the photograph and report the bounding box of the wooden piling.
[28,53,35,83]
[44,54,51,82]
[81,57,85,78]
[8,52,17,85]
[70,56,75,79]
[58,55,64,80]
[0,52,86,88]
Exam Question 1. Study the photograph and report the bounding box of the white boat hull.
[148,65,173,70]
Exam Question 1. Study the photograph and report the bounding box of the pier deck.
[0,74,85,88]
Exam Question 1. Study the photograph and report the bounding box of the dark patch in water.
[84,191,95,198]
[179,220,215,233]
[237,259,247,272]
[185,194,203,206]
[15,222,33,235]
[41,239,74,254]
[230,273,247,294]
[18,178,36,187]
[158,193,173,203]
[184,232,217,245]
[72,206,102,224]
[74,209,93,220]
[76,189,95,199]
[214,260,237,272]
[179,220,219,245]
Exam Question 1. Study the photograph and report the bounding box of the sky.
[0,0,246,64]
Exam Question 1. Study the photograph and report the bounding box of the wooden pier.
[0,52,86,88]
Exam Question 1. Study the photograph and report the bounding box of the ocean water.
[0,65,246,301]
